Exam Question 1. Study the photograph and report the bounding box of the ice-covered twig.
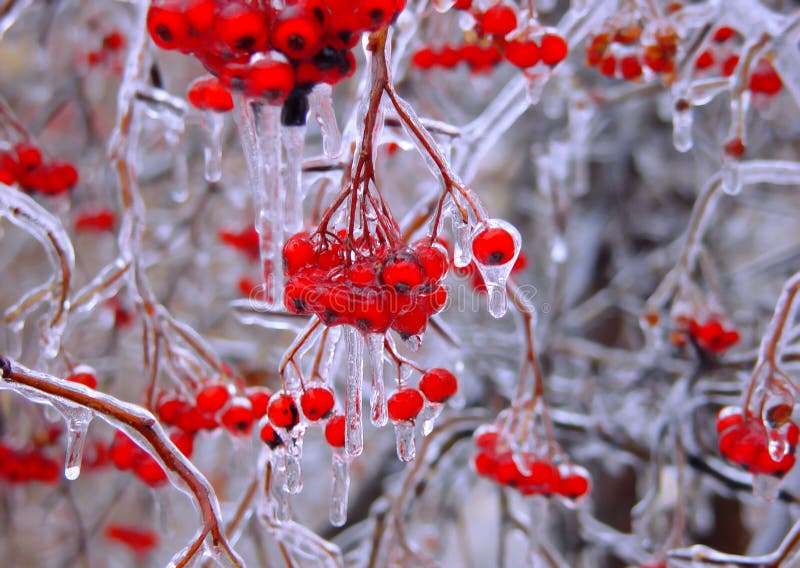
[0,357,243,567]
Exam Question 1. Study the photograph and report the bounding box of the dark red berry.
[66,372,98,389]
[271,7,324,60]
[147,4,190,51]
[380,254,425,293]
[260,423,284,449]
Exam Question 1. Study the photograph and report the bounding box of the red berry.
[412,47,437,69]
[387,388,424,421]
[414,242,448,282]
[103,31,125,51]
[75,208,116,232]
[380,254,425,292]
[135,456,168,487]
[724,138,745,158]
[268,393,300,429]
[419,368,458,403]
[358,0,398,31]
[599,55,617,77]
[749,61,782,96]
[347,261,378,287]
[472,226,516,265]
[260,423,284,449]
[473,452,497,477]
[325,415,346,447]
[221,400,255,435]
[721,55,739,77]
[480,5,517,36]
[694,49,715,70]
[391,304,429,338]
[620,55,643,79]
[169,430,194,458]
[300,387,335,421]
[14,143,42,170]
[539,33,568,66]
[0,167,15,185]
[146,3,190,51]
[105,525,159,555]
[271,7,324,60]
[187,77,233,112]
[247,387,272,419]
[185,0,216,36]
[713,26,736,43]
[66,372,98,389]
[195,383,230,414]
[559,471,590,498]
[283,232,316,275]
[241,60,296,104]
[504,40,540,68]
[212,3,268,56]
[110,432,141,470]
[157,396,189,426]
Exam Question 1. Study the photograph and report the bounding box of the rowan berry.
[247,387,272,419]
[479,5,517,36]
[221,400,255,435]
[187,77,233,112]
[212,3,268,56]
[146,3,190,51]
[472,226,516,266]
[268,393,300,429]
[504,40,540,68]
[271,7,324,61]
[419,368,458,403]
[66,372,98,389]
[387,388,425,421]
[260,423,284,449]
[620,55,643,79]
[380,254,425,293]
[539,34,568,66]
[75,208,116,232]
[195,383,230,414]
[300,387,336,421]
[325,415,346,448]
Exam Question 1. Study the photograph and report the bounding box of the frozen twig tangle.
[2,0,800,566]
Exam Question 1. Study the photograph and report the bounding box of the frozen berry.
[539,33,568,66]
[221,400,254,435]
[300,387,335,421]
[472,226,516,265]
[268,393,300,429]
[388,388,424,422]
[325,415,346,448]
[195,383,230,414]
[419,368,457,403]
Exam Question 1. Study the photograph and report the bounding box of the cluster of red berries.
[86,30,126,68]
[187,75,234,112]
[585,24,678,80]
[717,406,798,477]
[282,232,449,337]
[156,382,272,438]
[672,317,740,354]
[411,44,502,74]
[694,27,782,96]
[147,0,405,125]
[411,2,568,74]
[0,442,60,484]
[110,429,194,487]
[74,208,117,233]
[0,143,79,196]
[471,427,591,500]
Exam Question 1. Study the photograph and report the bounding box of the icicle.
[329,451,350,527]
[53,402,93,480]
[282,124,306,233]
[403,332,423,352]
[449,205,472,268]
[269,452,292,523]
[284,426,305,494]
[472,219,522,318]
[366,333,387,427]
[344,327,364,458]
[310,84,341,158]
[394,421,416,462]
[421,403,443,436]
[201,112,224,183]
[672,106,693,153]
[164,126,190,203]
